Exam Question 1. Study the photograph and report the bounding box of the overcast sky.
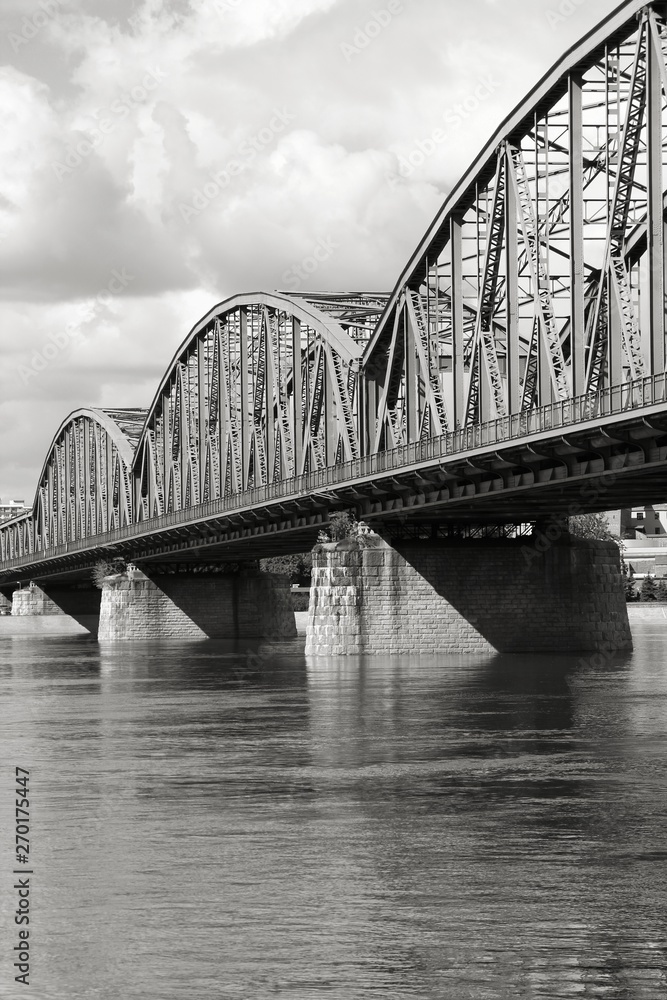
[0,0,622,502]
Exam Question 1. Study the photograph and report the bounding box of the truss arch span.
[363,0,667,449]
[133,292,364,519]
[0,408,146,561]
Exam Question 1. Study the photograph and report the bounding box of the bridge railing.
[1,372,666,572]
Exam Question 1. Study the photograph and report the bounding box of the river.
[0,620,666,998]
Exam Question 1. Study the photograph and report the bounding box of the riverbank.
[627,604,667,621]
[0,617,89,636]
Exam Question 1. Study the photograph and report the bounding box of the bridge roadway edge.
[2,386,667,588]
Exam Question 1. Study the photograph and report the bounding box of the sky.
[0,0,624,502]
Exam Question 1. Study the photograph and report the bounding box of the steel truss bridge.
[4,0,667,585]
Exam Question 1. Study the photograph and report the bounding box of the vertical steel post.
[198,335,206,502]
[536,115,551,406]
[405,298,419,441]
[292,317,302,476]
[648,15,666,375]
[239,307,248,490]
[450,215,465,426]
[569,73,586,396]
[505,145,520,414]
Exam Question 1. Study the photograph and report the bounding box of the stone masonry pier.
[12,584,65,616]
[306,535,632,656]
[98,565,296,641]
[12,582,102,635]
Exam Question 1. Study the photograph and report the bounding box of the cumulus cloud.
[0,0,619,501]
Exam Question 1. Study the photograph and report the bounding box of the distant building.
[623,503,667,537]
[0,498,30,523]
[613,504,667,579]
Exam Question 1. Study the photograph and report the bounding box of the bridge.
[1,0,665,652]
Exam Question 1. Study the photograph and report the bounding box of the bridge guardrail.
[2,372,667,572]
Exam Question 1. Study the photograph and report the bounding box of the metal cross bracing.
[0,409,143,561]
[284,292,390,345]
[363,0,667,447]
[133,293,363,521]
[0,294,364,561]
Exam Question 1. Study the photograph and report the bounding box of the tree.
[328,510,357,540]
[91,558,126,589]
[260,553,312,584]
[569,513,619,542]
[260,554,301,581]
[317,511,374,545]
[655,578,667,603]
[622,560,637,602]
[640,574,658,602]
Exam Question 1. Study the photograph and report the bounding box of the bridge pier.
[306,534,631,656]
[13,583,65,616]
[12,582,101,634]
[98,565,296,641]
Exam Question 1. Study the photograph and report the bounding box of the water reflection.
[0,629,665,997]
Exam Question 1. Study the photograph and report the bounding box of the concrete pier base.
[12,583,101,635]
[98,566,296,641]
[12,584,65,616]
[306,535,632,656]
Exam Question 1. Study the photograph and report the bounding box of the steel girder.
[133,293,363,520]
[363,0,667,447]
[0,514,32,564]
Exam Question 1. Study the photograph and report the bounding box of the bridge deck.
[2,373,666,585]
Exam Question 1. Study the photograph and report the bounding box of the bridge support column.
[306,535,632,656]
[98,566,296,641]
[13,584,66,617]
[12,582,101,635]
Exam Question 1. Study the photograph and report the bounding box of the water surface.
[0,625,666,998]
